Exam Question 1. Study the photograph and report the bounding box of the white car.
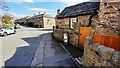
[0,27,16,37]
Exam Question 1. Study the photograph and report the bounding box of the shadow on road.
[29,29,53,31]
[4,33,80,68]
[5,34,45,67]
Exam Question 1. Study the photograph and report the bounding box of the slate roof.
[56,2,100,19]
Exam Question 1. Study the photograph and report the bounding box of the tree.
[2,14,14,27]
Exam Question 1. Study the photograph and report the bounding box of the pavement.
[30,33,79,68]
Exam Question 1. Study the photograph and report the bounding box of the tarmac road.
[0,26,79,68]
[0,26,51,67]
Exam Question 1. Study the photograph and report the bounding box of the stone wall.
[53,27,80,47]
[97,1,120,36]
[77,15,90,27]
[83,43,120,67]
[54,15,98,47]
[56,18,70,29]
[53,29,64,41]
[83,31,120,67]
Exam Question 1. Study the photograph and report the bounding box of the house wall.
[43,17,55,28]
[83,1,120,67]
[78,15,90,27]
[54,15,98,47]
[97,1,120,36]
[56,18,70,28]
[39,17,44,28]
[16,18,27,25]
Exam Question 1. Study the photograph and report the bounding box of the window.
[104,3,107,6]
[70,18,77,29]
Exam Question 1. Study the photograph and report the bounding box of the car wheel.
[13,30,16,34]
[3,32,7,37]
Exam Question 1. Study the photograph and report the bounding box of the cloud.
[28,8,54,12]
[14,2,23,4]
[24,0,34,3]
[59,0,90,6]
[28,8,47,11]
[8,12,29,19]
[4,0,34,3]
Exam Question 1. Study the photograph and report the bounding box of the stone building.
[96,0,120,36]
[15,16,30,25]
[53,0,120,67]
[53,0,120,48]
[27,12,55,28]
[53,2,100,48]
[83,0,120,67]
[16,12,55,28]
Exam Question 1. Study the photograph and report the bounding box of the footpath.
[30,33,78,68]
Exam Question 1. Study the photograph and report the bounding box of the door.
[78,27,92,48]
[6,27,13,34]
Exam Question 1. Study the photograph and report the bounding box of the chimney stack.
[44,12,46,14]
[33,14,36,16]
[39,12,41,15]
[57,9,60,15]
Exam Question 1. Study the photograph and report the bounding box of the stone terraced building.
[15,12,55,28]
[53,0,120,67]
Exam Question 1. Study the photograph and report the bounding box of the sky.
[1,0,90,19]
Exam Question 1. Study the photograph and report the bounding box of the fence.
[93,33,120,51]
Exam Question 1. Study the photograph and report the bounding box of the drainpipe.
[88,9,98,27]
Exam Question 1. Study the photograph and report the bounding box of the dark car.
[14,23,20,29]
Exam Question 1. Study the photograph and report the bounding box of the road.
[0,26,52,67]
[0,26,80,68]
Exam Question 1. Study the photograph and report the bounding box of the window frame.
[69,18,77,29]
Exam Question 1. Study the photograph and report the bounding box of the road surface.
[0,26,52,67]
[0,26,80,68]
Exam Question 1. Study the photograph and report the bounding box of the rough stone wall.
[97,1,120,36]
[53,28,73,42]
[53,29,63,41]
[54,15,98,47]
[77,15,90,27]
[83,36,120,67]
[56,18,70,29]
[72,22,80,47]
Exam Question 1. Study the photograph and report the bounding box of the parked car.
[14,23,20,29]
[0,27,16,37]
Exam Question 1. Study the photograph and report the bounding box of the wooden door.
[78,27,92,48]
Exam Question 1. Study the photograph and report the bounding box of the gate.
[78,27,92,48]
